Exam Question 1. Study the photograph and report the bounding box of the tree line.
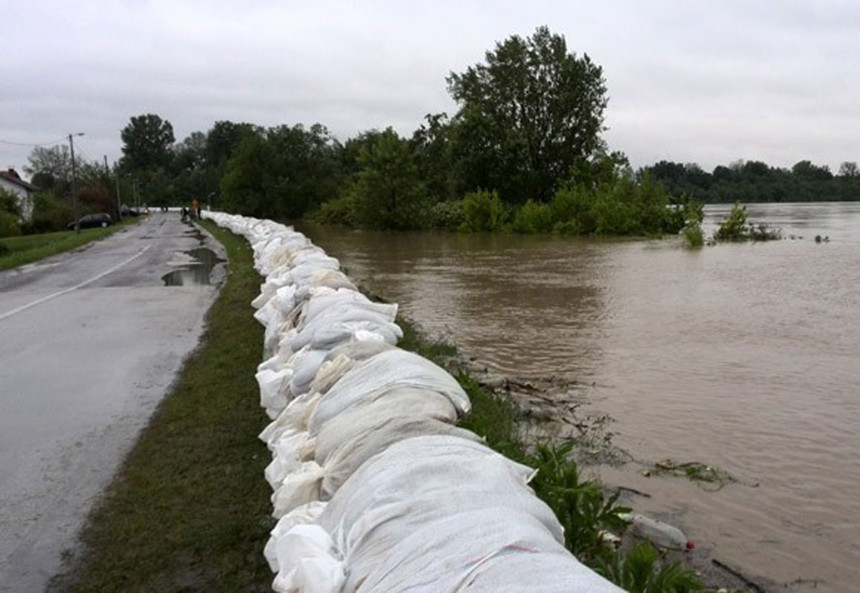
[643,159,860,204]
[5,26,857,239]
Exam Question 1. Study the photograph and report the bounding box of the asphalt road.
[0,212,226,591]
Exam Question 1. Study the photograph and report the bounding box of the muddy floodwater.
[299,201,860,592]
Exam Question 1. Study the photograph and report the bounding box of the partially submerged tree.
[447,26,608,204]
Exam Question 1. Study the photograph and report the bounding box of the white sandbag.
[317,435,539,535]
[294,270,357,301]
[308,339,396,396]
[290,307,399,352]
[272,284,298,315]
[460,543,625,593]
[256,367,293,419]
[319,416,482,496]
[349,508,620,593]
[259,391,322,448]
[309,354,354,395]
[312,388,465,460]
[265,430,315,489]
[298,289,374,322]
[307,350,470,434]
[306,320,402,351]
[271,524,345,593]
[265,501,328,572]
[289,349,329,398]
[272,461,326,518]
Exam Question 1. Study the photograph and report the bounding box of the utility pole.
[68,132,84,233]
[106,156,122,221]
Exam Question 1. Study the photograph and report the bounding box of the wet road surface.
[0,213,225,591]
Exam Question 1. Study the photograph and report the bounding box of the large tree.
[25,145,73,190]
[220,123,342,219]
[447,26,608,204]
[345,127,428,229]
[120,114,175,171]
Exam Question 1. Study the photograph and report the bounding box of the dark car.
[67,213,114,230]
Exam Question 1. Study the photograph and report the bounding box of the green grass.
[0,220,137,271]
[48,221,274,593]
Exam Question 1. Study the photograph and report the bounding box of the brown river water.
[299,202,860,592]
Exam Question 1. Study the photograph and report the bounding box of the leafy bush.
[460,189,507,232]
[714,202,748,240]
[511,199,553,233]
[529,442,631,565]
[427,200,464,229]
[597,542,703,593]
[0,211,21,238]
[504,172,687,237]
[313,196,355,226]
[682,221,704,247]
[714,202,781,242]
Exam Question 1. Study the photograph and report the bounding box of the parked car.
[67,213,114,230]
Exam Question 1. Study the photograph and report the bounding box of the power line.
[0,137,67,147]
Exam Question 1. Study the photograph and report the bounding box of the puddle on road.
[161,248,224,286]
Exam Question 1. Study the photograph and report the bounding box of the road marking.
[0,245,153,322]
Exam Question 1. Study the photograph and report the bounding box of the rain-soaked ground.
[0,213,223,591]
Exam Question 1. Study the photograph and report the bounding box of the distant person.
[191,198,200,220]
[181,206,188,222]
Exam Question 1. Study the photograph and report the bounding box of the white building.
[0,169,38,221]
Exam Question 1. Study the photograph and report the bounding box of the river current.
[299,202,860,592]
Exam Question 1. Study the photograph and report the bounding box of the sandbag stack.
[203,211,623,593]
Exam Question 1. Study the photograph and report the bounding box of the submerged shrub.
[682,221,704,247]
[313,196,356,226]
[714,202,781,242]
[714,202,748,241]
[460,189,507,232]
[427,199,464,229]
[511,199,553,233]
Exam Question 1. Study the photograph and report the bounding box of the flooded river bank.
[299,202,860,592]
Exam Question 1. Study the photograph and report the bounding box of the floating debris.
[648,459,735,491]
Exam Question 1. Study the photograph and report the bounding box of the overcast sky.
[2,0,858,179]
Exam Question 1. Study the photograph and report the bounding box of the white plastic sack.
[271,524,345,593]
[259,391,323,448]
[272,461,326,518]
[307,349,470,434]
[318,416,482,497]
[265,501,328,572]
[256,367,293,419]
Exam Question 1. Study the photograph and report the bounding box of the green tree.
[220,124,342,219]
[838,161,858,178]
[120,114,176,172]
[25,145,73,192]
[411,113,458,201]
[344,128,428,229]
[0,188,23,237]
[205,121,258,170]
[447,26,608,204]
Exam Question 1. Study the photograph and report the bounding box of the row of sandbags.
[203,212,623,593]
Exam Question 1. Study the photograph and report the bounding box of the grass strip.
[48,221,274,593]
[0,220,137,271]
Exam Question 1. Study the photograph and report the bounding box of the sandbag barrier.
[203,211,623,593]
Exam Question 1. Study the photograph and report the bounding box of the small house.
[0,168,38,221]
